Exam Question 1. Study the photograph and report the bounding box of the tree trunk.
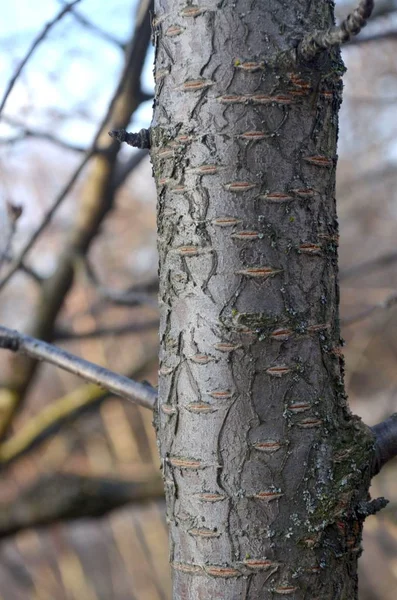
[151,1,375,598]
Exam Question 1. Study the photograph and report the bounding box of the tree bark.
[151,1,375,598]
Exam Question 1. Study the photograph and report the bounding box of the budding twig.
[300,0,375,60]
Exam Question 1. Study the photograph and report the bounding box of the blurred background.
[0,0,396,598]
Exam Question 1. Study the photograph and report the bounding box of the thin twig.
[0,326,157,410]
[300,0,375,60]
[1,115,86,152]
[57,0,125,49]
[0,1,81,116]
[81,257,158,308]
[0,151,93,291]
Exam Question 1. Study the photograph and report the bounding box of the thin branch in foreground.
[0,326,156,410]
[341,292,397,327]
[0,1,81,116]
[371,414,397,476]
[300,0,374,60]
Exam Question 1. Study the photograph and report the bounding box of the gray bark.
[151,1,375,598]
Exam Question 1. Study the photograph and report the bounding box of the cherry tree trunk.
[150,1,375,598]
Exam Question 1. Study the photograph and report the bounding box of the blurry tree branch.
[54,317,159,340]
[112,148,149,189]
[0,151,93,291]
[0,326,157,409]
[340,250,397,281]
[0,200,20,275]
[341,292,397,326]
[347,29,397,45]
[0,0,154,440]
[0,115,87,153]
[58,0,125,49]
[3,255,43,284]
[0,349,158,466]
[81,257,158,308]
[0,0,81,116]
[0,470,164,539]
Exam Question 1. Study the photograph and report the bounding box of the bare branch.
[57,0,125,49]
[54,318,159,340]
[0,1,81,116]
[81,257,158,308]
[341,292,397,327]
[2,255,44,284]
[340,250,397,281]
[0,200,20,275]
[0,152,92,291]
[0,115,86,153]
[346,29,397,45]
[0,326,157,410]
[0,471,163,538]
[371,414,397,475]
[300,0,375,60]
[112,148,149,189]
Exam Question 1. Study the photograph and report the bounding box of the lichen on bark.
[150,1,375,598]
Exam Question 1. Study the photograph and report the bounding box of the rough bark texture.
[151,1,375,598]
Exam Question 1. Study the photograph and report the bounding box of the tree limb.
[0,471,164,539]
[80,256,158,308]
[340,250,397,281]
[341,292,397,326]
[0,326,156,410]
[300,0,375,60]
[371,414,397,475]
[54,318,159,340]
[0,1,81,116]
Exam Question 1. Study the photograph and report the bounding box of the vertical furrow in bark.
[151,1,375,598]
